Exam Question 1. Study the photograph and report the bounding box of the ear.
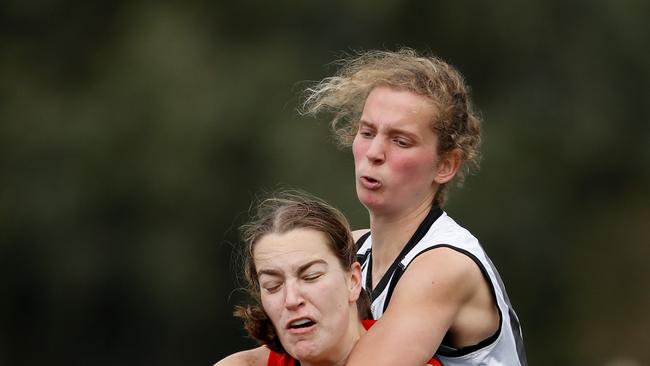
[434,148,461,184]
[348,262,363,303]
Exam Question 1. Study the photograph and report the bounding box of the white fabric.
[357,210,526,366]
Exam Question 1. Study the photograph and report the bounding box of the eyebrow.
[257,259,328,278]
[358,120,375,129]
[359,119,420,141]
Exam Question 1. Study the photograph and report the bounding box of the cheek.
[316,278,351,309]
[391,153,437,181]
[260,293,283,325]
[352,136,368,161]
[392,154,427,173]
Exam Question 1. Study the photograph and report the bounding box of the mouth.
[360,175,382,190]
[286,317,317,332]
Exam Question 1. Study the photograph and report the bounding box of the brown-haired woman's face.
[253,228,362,364]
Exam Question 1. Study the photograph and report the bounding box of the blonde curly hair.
[301,48,481,206]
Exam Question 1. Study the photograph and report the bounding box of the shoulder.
[395,246,500,347]
[352,229,370,243]
[387,246,487,319]
[344,249,482,365]
[401,246,485,299]
[214,346,269,366]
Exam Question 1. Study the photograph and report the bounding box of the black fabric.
[354,206,527,364]
[367,206,443,300]
[409,244,501,357]
[355,231,372,264]
[483,254,528,365]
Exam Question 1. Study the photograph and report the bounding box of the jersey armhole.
[407,244,503,358]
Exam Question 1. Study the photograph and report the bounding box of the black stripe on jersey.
[355,231,372,264]
[356,231,371,250]
[364,252,374,296]
[483,254,528,365]
[400,244,502,358]
[368,206,443,300]
[382,263,405,313]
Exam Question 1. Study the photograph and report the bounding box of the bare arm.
[345,247,493,366]
[214,346,269,366]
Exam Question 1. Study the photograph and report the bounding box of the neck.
[301,315,366,366]
[368,199,433,269]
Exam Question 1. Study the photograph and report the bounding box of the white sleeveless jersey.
[356,207,527,366]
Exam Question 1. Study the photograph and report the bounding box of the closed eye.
[303,272,323,282]
[260,280,283,293]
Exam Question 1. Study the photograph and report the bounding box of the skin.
[216,228,364,366]
[345,86,499,366]
[216,86,495,366]
[215,347,268,366]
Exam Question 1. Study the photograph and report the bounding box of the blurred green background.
[1,0,649,365]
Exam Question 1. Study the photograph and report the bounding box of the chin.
[357,189,378,205]
[358,195,384,211]
[291,344,323,364]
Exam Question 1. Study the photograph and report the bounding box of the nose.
[284,280,305,310]
[365,137,385,164]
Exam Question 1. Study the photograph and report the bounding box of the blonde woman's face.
[254,228,362,364]
[353,86,444,215]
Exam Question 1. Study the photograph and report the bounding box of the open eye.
[358,127,374,138]
[393,137,411,148]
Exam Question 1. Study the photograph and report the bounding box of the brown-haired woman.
[215,191,442,366]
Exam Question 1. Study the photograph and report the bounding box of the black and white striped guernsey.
[356,206,527,366]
